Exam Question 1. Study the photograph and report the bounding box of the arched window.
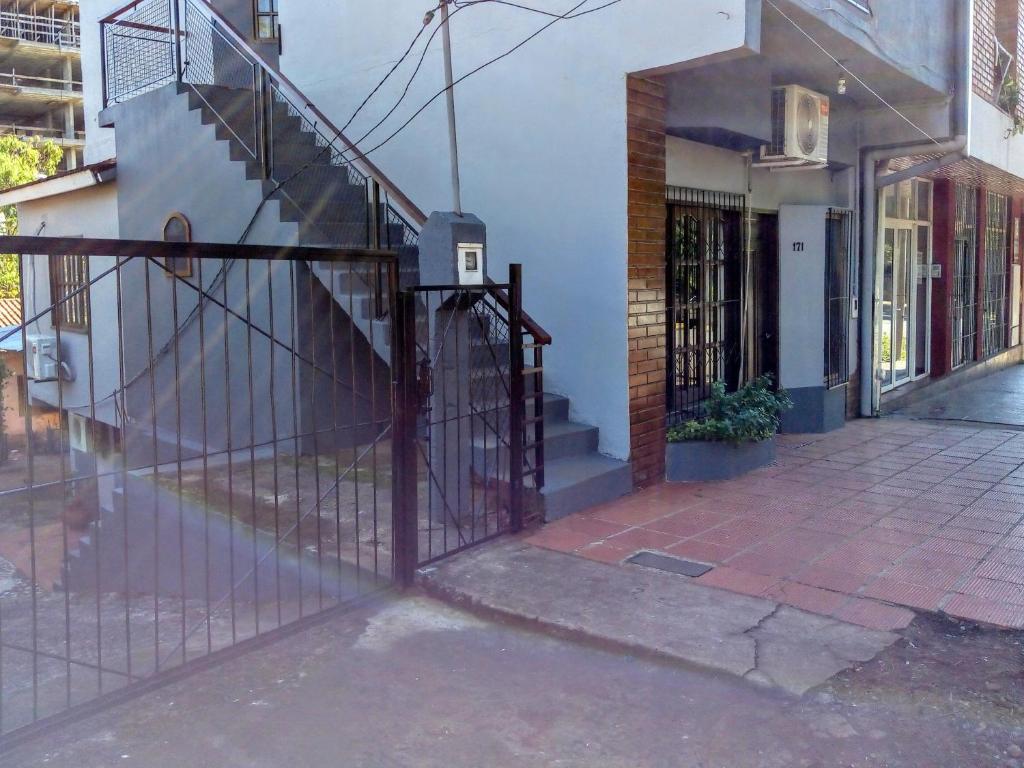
[162,212,192,277]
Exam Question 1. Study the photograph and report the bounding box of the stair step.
[542,393,570,424]
[539,453,633,522]
[471,419,597,470]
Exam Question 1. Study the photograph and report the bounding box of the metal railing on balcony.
[0,11,79,48]
[0,124,85,143]
[0,70,81,92]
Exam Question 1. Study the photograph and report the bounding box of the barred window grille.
[983,191,1010,358]
[665,186,744,426]
[825,209,854,389]
[49,253,90,331]
[952,184,978,368]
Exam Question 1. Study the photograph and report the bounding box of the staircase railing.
[100,0,426,253]
[99,0,552,493]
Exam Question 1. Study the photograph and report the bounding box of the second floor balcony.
[0,10,79,50]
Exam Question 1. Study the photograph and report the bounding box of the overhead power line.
[763,0,941,146]
[346,0,604,163]
[239,0,451,243]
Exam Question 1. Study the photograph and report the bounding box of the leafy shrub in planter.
[667,376,792,446]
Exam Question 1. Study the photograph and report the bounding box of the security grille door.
[666,187,744,425]
[983,192,1011,358]
[951,184,977,368]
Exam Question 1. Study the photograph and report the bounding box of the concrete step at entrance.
[472,419,598,469]
[539,453,633,522]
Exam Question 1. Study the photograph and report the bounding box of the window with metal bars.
[951,184,977,368]
[48,254,89,331]
[983,191,1010,358]
[254,0,279,40]
[825,209,854,389]
[665,186,744,425]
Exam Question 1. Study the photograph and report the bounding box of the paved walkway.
[422,541,899,696]
[528,418,1024,629]
[893,363,1024,426]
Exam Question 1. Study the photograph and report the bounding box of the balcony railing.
[0,10,80,48]
[0,123,86,142]
[0,70,82,92]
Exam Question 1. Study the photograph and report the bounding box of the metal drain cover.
[627,551,712,577]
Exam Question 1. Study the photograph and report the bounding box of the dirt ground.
[2,595,1022,768]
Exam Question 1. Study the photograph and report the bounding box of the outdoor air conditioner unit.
[26,334,58,381]
[757,85,830,168]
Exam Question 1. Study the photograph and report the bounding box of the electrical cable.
[451,0,622,20]
[343,0,597,162]
[238,1,450,245]
[764,0,942,146]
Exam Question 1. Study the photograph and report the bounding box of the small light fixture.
[837,75,847,95]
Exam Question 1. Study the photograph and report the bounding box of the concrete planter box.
[665,438,776,482]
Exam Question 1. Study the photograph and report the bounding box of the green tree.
[0,135,63,298]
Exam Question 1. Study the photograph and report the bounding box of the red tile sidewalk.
[527,419,1024,631]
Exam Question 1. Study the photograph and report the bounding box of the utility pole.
[439,0,463,216]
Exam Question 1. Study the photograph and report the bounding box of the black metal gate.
[391,266,544,583]
[0,236,397,747]
[0,238,546,748]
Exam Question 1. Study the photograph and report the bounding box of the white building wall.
[81,0,120,165]
[665,136,852,210]
[968,94,1024,179]
[277,0,749,459]
[18,183,121,420]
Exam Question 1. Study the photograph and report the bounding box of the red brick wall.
[975,0,998,102]
[626,75,667,488]
[974,0,1024,121]
[930,180,956,379]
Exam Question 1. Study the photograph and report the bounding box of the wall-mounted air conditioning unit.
[26,335,58,381]
[757,85,830,168]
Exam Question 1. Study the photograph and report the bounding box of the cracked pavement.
[419,540,897,695]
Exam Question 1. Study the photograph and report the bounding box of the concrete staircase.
[181,83,632,521]
[535,393,632,521]
[464,320,631,521]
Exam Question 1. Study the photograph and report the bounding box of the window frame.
[253,0,279,41]
[162,212,193,277]
[48,253,90,333]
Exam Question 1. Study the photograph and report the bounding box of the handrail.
[184,0,427,228]
[488,279,552,345]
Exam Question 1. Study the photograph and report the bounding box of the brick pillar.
[976,188,988,362]
[930,180,955,379]
[626,75,667,488]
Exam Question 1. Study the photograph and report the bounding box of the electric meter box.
[419,211,487,287]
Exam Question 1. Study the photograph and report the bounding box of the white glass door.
[879,225,913,389]
[878,179,933,393]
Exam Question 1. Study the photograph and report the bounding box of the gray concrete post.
[419,212,487,527]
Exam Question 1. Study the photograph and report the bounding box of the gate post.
[508,264,525,532]
[392,289,419,587]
